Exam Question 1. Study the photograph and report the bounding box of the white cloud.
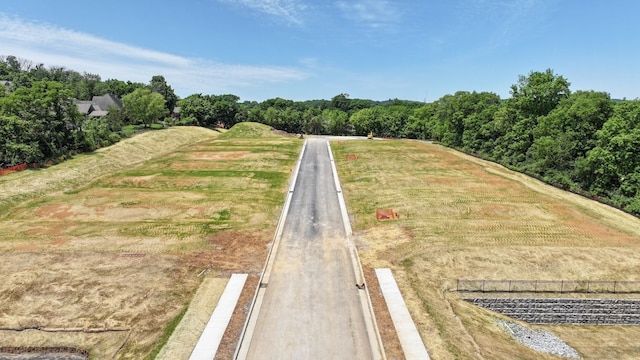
[218,0,306,25]
[462,0,548,47]
[0,14,309,98]
[335,0,400,29]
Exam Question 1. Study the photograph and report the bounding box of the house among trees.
[171,106,181,119]
[1,80,12,93]
[75,94,123,118]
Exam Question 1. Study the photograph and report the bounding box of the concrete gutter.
[375,268,430,360]
[327,141,387,360]
[233,140,308,360]
[189,273,248,360]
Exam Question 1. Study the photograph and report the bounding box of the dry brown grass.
[333,139,640,360]
[0,126,302,359]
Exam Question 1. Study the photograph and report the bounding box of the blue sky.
[1,0,639,102]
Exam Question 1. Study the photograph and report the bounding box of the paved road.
[242,137,375,359]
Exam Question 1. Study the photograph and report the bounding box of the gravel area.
[498,320,581,359]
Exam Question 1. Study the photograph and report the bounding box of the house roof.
[74,94,123,117]
[92,94,123,111]
[74,100,94,115]
[89,110,109,117]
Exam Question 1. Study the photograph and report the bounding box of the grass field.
[332,139,640,360]
[0,123,302,359]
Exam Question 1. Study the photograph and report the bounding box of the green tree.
[349,106,410,138]
[3,55,30,73]
[303,108,326,135]
[462,98,501,155]
[349,107,378,136]
[178,94,214,126]
[0,81,82,160]
[263,107,279,128]
[428,91,500,147]
[210,94,240,128]
[279,107,303,134]
[149,75,178,112]
[122,88,168,127]
[487,99,520,163]
[76,72,101,100]
[323,109,350,135]
[331,93,351,112]
[403,104,433,140]
[247,107,265,124]
[489,70,572,168]
[527,91,613,184]
[0,115,41,166]
[510,69,571,118]
[579,100,640,214]
[261,97,295,111]
[95,79,146,98]
[349,99,374,113]
[81,117,121,151]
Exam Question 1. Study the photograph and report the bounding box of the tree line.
[1,55,638,215]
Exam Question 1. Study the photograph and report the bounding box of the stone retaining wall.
[466,298,640,325]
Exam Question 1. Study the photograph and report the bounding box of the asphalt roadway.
[240,137,376,359]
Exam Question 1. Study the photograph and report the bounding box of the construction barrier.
[0,163,38,176]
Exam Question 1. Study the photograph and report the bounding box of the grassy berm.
[0,123,302,359]
[332,139,640,360]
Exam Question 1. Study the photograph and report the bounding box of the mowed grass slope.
[333,139,640,360]
[0,123,302,359]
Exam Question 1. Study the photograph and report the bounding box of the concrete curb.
[375,268,430,360]
[189,274,248,360]
[327,141,387,360]
[233,140,307,360]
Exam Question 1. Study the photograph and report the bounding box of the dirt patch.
[185,231,271,275]
[187,152,250,160]
[376,209,399,220]
[126,174,158,186]
[355,226,413,268]
[214,275,259,360]
[24,224,71,238]
[34,204,75,221]
[362,267,405,360]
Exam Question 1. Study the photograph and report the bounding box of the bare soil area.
[362,267,405,360]
[213,275,258,360]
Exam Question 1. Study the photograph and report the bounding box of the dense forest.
[1,55,638,215]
